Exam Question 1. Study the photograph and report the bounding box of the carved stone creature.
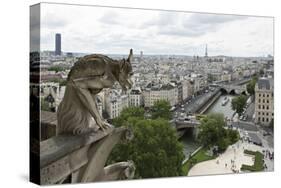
[96,161,135,181]
[57,49,134,135]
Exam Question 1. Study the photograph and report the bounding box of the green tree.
[231,95,247,115]
[198,113,226,147]
[112,107,145,127]
[246,76,258,96]
[227,129,240,143]
[150,100,172,120]
[108,107,185,178]
[198,113,239,152]
[48,66,65,73]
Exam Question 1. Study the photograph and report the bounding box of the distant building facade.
[254,78,274,126]
[55,33,61,56]
[129,88,143,107]
[143,82,178,107]
[182,80,190,100]
[105,90,129,119]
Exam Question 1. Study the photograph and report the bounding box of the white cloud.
[40,3,273,56]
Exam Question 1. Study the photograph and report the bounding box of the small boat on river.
[221,97,229,106]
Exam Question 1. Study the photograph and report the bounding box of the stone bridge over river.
[219,84,247,95]
[172,78,251,137]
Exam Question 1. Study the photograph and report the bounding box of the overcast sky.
[39,3,274,57]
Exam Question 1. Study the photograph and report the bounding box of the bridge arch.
[229,89,236,95]
[241,91,247,95]
[220,88,228,94]
[220,84,248,95]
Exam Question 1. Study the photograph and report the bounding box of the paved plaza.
[188,140,273,176]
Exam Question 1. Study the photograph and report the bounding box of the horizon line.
[39,50,274,58]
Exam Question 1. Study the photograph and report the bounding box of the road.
[231,121,258,132]
[244,102,255,121]
[173,89,218,119]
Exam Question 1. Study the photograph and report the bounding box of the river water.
[205,94,235,119]
[180,130,201,157]
[180,94,236,158]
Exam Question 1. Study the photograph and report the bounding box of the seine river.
[205,94,235,119]
[180,94,236,158]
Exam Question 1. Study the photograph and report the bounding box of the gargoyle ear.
[120,58,126,69]
[127,49,133,63]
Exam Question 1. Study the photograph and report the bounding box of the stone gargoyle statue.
[57,49,134,135]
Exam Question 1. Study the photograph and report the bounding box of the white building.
[129,88,143,107]
[190,75,202,93]
[182,80,191,100]
[143,82,178,107]
[221,71,232,82]
[105,89,129,119]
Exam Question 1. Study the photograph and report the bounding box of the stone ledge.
[40,126,133,184]
[40,127,115,168]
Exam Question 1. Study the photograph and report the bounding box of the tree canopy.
[198,113,239,152]
[246,76,258,96]
[108,106,185,178]
[48,66,65,73]
[198,113,225,147]
[231,95,247,116]
[150,100,172,120]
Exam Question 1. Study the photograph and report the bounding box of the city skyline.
[39,3,274,57]
[30,3,274,185]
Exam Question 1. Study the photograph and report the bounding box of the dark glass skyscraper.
[55,33,61,56]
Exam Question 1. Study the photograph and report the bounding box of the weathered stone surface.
[40,49,136,184]
[57,49,134,135]
[76,127,131,182]
[40,126,135,184]
[40,154,70,184]
[96,161,135,181]
[41,111,57,125]
[40,127,114,168]
[40,146,90,184]
[40,111,57,141]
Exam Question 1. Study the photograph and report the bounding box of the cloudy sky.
[39,3,274,57]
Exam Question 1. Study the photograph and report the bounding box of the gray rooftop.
[257,78,271,90]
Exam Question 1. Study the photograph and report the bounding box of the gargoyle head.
[118,49,134,92]
[124,160,135,179]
